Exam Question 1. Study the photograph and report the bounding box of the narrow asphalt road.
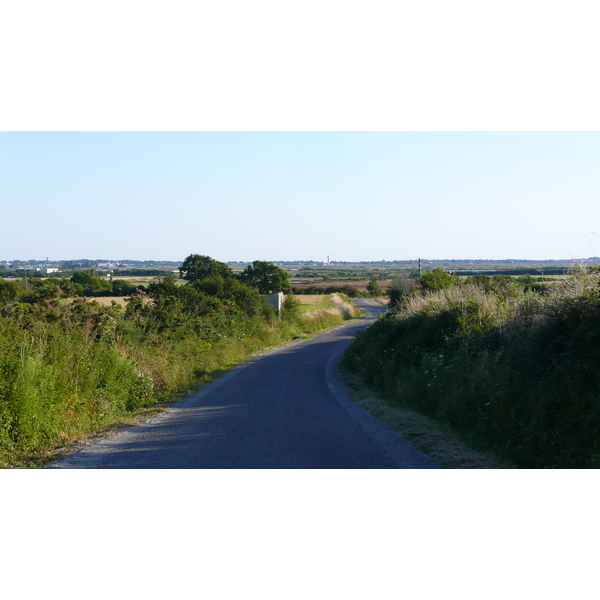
[47,300,439,469]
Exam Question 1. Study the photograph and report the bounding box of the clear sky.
[1,131,599,263]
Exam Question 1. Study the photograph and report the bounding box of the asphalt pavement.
[47,299,440,469]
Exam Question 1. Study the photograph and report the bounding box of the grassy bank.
[341,269,600,468]
[0,286,357,468]
[340,367,505,468]
[293,293,360,320]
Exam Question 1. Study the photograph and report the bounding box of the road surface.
[47,300,439,469]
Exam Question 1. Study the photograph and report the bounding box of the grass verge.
[340,366,507,469]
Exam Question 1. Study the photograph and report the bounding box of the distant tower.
[327,255,330,264]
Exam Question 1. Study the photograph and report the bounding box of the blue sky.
[3,3,599,265]
[1,131,600,263]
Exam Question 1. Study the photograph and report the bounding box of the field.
[293,293,360,319]
[70,296,130,307]
[293,294,358,317]
[291,279,392,292]
[293,293,348,306]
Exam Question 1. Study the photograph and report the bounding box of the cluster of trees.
[179,255,291,294]
[0,255,293,305]
[290,285,368,298]
[125,255,293,332]
[70,271,143,297]
[0,272,143,303]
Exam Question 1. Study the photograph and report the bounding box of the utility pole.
[24,261,28,291]
[418,258,421,277]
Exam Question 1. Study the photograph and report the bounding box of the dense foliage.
[291,285,369,298]
[179,254,234,282]
[239,260,291,294]
[0,255,356,467]
[342,268,600,468]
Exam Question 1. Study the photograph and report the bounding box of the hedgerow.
[342,269,600,468]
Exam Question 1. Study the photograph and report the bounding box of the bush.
[417,268,454,291]
[111,279,139,296]
[70,270,112,296]
[290,285,367,297]
[0,279,23,306]
[281,294,301,321]
[366,278,383,296]
[387,275,418,307]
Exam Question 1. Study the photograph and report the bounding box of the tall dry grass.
[300,294,360,322]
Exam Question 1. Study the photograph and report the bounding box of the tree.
[193,275,266,317]
[417,268,454,291]
[70,270,112,296]
[179,254,233,283]
[366,277,383,296]
[238,261,291,294]
[111,279,140,296]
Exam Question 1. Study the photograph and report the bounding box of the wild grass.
[297,293,360,321]
[293,294,337,306]
[340,367,506,468]
[0,291,358,467]
[341,269,600,468]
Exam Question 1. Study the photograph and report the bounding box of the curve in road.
[47,300,439,469]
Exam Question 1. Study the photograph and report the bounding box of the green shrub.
[417,268,454,291]
[0,279,24,306]
[281,295,301,321]
[342,270,600,468]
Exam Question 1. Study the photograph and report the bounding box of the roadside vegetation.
[342,266,600,468]
[0,255,358,467]
[293,293,360,321]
